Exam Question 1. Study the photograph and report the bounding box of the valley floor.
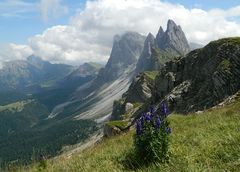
[7,99,240,172]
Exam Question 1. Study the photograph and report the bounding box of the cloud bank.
[1,0,240,65]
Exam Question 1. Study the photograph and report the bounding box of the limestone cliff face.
[99,32,145,82]
[135,33,158,73]
[153,38,240,113]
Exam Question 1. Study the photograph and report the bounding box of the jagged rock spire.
[156,19,190,56]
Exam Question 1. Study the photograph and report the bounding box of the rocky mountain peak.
[135,33,157,73]
[146,32,155,43]
[166,19,178,31]
[100,31,145,81]
[27,55,42,62]
[135,20,190,73]
[156,26,164,40]
[156,19,190,56]
[26,55,47,69]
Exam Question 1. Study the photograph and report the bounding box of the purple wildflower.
[150,106,157,114]
[140,116,144,126]
[165,127,172,134]
[136,120,142,135]
[161,103,169,116]
[156,117,161,128]
[145,113,151,122]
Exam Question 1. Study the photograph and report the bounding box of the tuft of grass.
[132,102,143,109]
[9,99,240,172]
[106,120,129,130]
[144,71,159,80]
[219,58,231,73]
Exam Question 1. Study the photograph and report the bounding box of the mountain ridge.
[106,37,240,134]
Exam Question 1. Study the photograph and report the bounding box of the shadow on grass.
[121,149,170,170]
[121,151,142,170]
[121,150,156,170]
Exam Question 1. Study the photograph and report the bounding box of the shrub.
[133,103,171,164]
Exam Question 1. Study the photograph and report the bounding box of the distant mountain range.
[0,56,74,92]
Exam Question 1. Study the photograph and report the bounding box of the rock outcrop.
[110,71,158,120]
[124,72,157,103]
[153,37,240,113]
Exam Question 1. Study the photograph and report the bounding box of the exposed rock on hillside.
[110,71,158,121]
[153,37,240,113]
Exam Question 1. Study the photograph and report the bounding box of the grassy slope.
[9,99,240,172]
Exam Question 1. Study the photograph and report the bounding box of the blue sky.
[166,0,240,9]
[0,0,240,65]
[0,0,239,44]
[0,0,85,44]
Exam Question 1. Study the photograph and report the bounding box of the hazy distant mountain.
[70,62,102,77]
[59,62,103,88]
[33,62,103,111]
[0,55,74,92]
[189,42,204,50]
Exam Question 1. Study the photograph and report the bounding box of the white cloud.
[40,0,68,22]
[0,43,33,62]
[28,25,110,65]
[1,0,240,65]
